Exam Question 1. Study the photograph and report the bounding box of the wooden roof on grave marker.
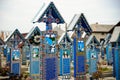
[67,13,92,35]
[25,26,41,40]
[103,34,111,46]
[32,2,65,24]
[110,27,120,43]
[86,35,100,46]
[4,29,25,43]
[58,32,72,44]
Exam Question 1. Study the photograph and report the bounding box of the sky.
[0,0,120,33]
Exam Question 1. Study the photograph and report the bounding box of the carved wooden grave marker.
[59,26,72,79]
[5,29,25,75]
[67,13,92,79]
[86,35,100,75]
[25,26,42,80]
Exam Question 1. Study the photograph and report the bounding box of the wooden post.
[59,23,71,79]
[114,43,120,80]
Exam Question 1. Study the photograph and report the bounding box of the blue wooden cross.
[110,26,120,80]
[25,26,42,80]
[59,25,72,79]
[5,29,25,75]
[32,2,65,79]
[67,13,92,79]
[32,2,65,31]
[42,31,58,80]
[86,35,100,74]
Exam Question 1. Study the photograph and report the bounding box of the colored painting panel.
[60,49,71,76]
[31,61,39,74]
[45,57,57,80]
[89,50,97,74]
[12,50,20,61]
[32,47,39,58]
[30,46,41,79]
[78,41,84,52]
[63,58,70,74]
[11,49,20,75]
[44,32,57,54]
[62,50,70,58]
[12,63,20,75]
[77,56,85,73]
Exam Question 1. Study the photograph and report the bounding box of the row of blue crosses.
[1,1,98,80]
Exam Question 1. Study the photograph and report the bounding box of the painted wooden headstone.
[25,26,42,80]
[86,35,100,75]
[67,13,92,79]
[103,33,112,65]
[42,31,58,80]
[5,29,25,75]
[114,45,120,80]
[59,25,72,79]
[110,27,120,80]
[32,1,65,80]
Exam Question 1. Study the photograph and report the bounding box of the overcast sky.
[0,0,120,33]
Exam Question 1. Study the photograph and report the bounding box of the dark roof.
[104,33,111,46]
[110,26,120,42]
[86,35,100,46]
[115,21,120,26]
[25,26,41,39]
[67,13,92,34]
[4,29,25,43]
[32,2,65,24]
[58,32,72,44]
